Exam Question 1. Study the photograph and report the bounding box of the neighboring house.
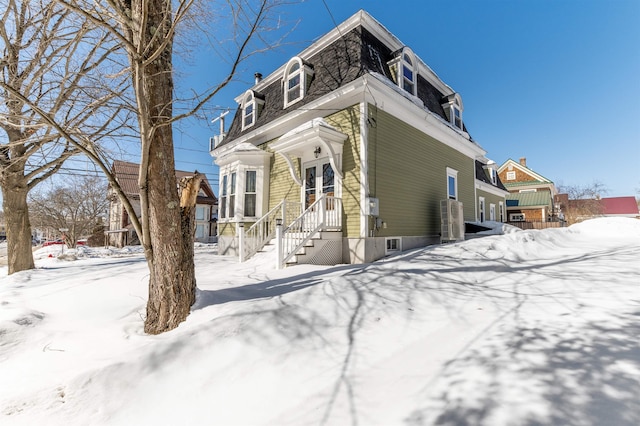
[498,157,561,224]
[107,160,218,247]
[556,195,639,223]
[210,10,506,267]
[601,197,639,218]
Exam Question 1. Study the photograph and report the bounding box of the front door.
[303,160,337,226]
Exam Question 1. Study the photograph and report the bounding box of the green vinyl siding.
[218,221,237,237]
[325,106,361,238]
[262,105,361,238]
[264,140,301,210]
[476,189,505,221]
[367,104,475,237]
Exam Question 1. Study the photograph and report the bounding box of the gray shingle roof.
[220,25,455,148]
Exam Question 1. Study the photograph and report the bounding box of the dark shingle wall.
[221,24,460,147]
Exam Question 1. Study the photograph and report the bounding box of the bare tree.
[0,0,129,274]
[557,181,608,225]
[54,0,290,333]
[29,174,109,248]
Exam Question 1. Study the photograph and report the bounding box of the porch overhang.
[270,118,347,186]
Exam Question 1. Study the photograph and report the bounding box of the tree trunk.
[139,0,197,334]
[2,177,35,274]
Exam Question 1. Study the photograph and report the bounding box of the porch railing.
[276,195,342,269]
[240,200,302,262]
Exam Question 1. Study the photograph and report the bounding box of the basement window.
[385,237,401,255]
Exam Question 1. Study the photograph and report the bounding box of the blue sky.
[3,0,636,211]
[173,0,640,198]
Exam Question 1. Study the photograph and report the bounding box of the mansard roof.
[475,160,508,191]
[218,10,464,149]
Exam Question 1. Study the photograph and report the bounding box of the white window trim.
[510,213,525,222]
[283,56,313,109]
[479,196,485,222]
[220,174,228,219]
[240,91,263,131]
[385,237,402,256]
[243,169,258,218]
[499,201,505,222]
[489,203,496,221]
[219,163,267,222]
[506,171,516,180]
[446,167,459,200]
[388,47,417,97]
[441,93,464,130]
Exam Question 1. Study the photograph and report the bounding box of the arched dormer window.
[241,90,264,131]
[400,50,416,95]
[388,47,417,96]
[283,57,314,108]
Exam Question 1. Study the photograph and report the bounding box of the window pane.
[221,175,227,196]
[244,194,256,217]
[288,74,300,90]
[243,104,254,127]
[196,206,206,220]
[403,80,414,93]
[322,163,334,194]
[230,173,236,195]
[305,166,316,208]
[220,198,226,219]
[448,175,456,199]
[229,195,235,217]
[403,65,413,81]
[290,62,300,72]
[245,170,256,193]
[195,224,205,238]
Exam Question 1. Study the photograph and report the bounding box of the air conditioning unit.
[441,199,465,243]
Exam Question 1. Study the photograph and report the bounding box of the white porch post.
[319,194,326,229]
[275,218,283,269]
[238,222,245,262]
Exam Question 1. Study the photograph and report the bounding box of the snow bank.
[1,219,639,425]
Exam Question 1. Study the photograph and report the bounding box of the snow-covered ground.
[1,218,639,425]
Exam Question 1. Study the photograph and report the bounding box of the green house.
[211,10,507,267]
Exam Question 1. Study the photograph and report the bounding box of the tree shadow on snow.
[403,309,640,426]
[190,243,639,426]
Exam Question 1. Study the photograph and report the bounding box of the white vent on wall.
[441,199,465,243]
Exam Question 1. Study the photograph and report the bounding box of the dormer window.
[389,48,417,96]
[241,90,264,131]
[283,57,314,108]
[484,161,498,185]
[452,102,462,129]
[441,93,464,130]
[401,52,415,95]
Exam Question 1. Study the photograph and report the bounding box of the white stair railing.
[276,195,342,269]
[240,200,302,262]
